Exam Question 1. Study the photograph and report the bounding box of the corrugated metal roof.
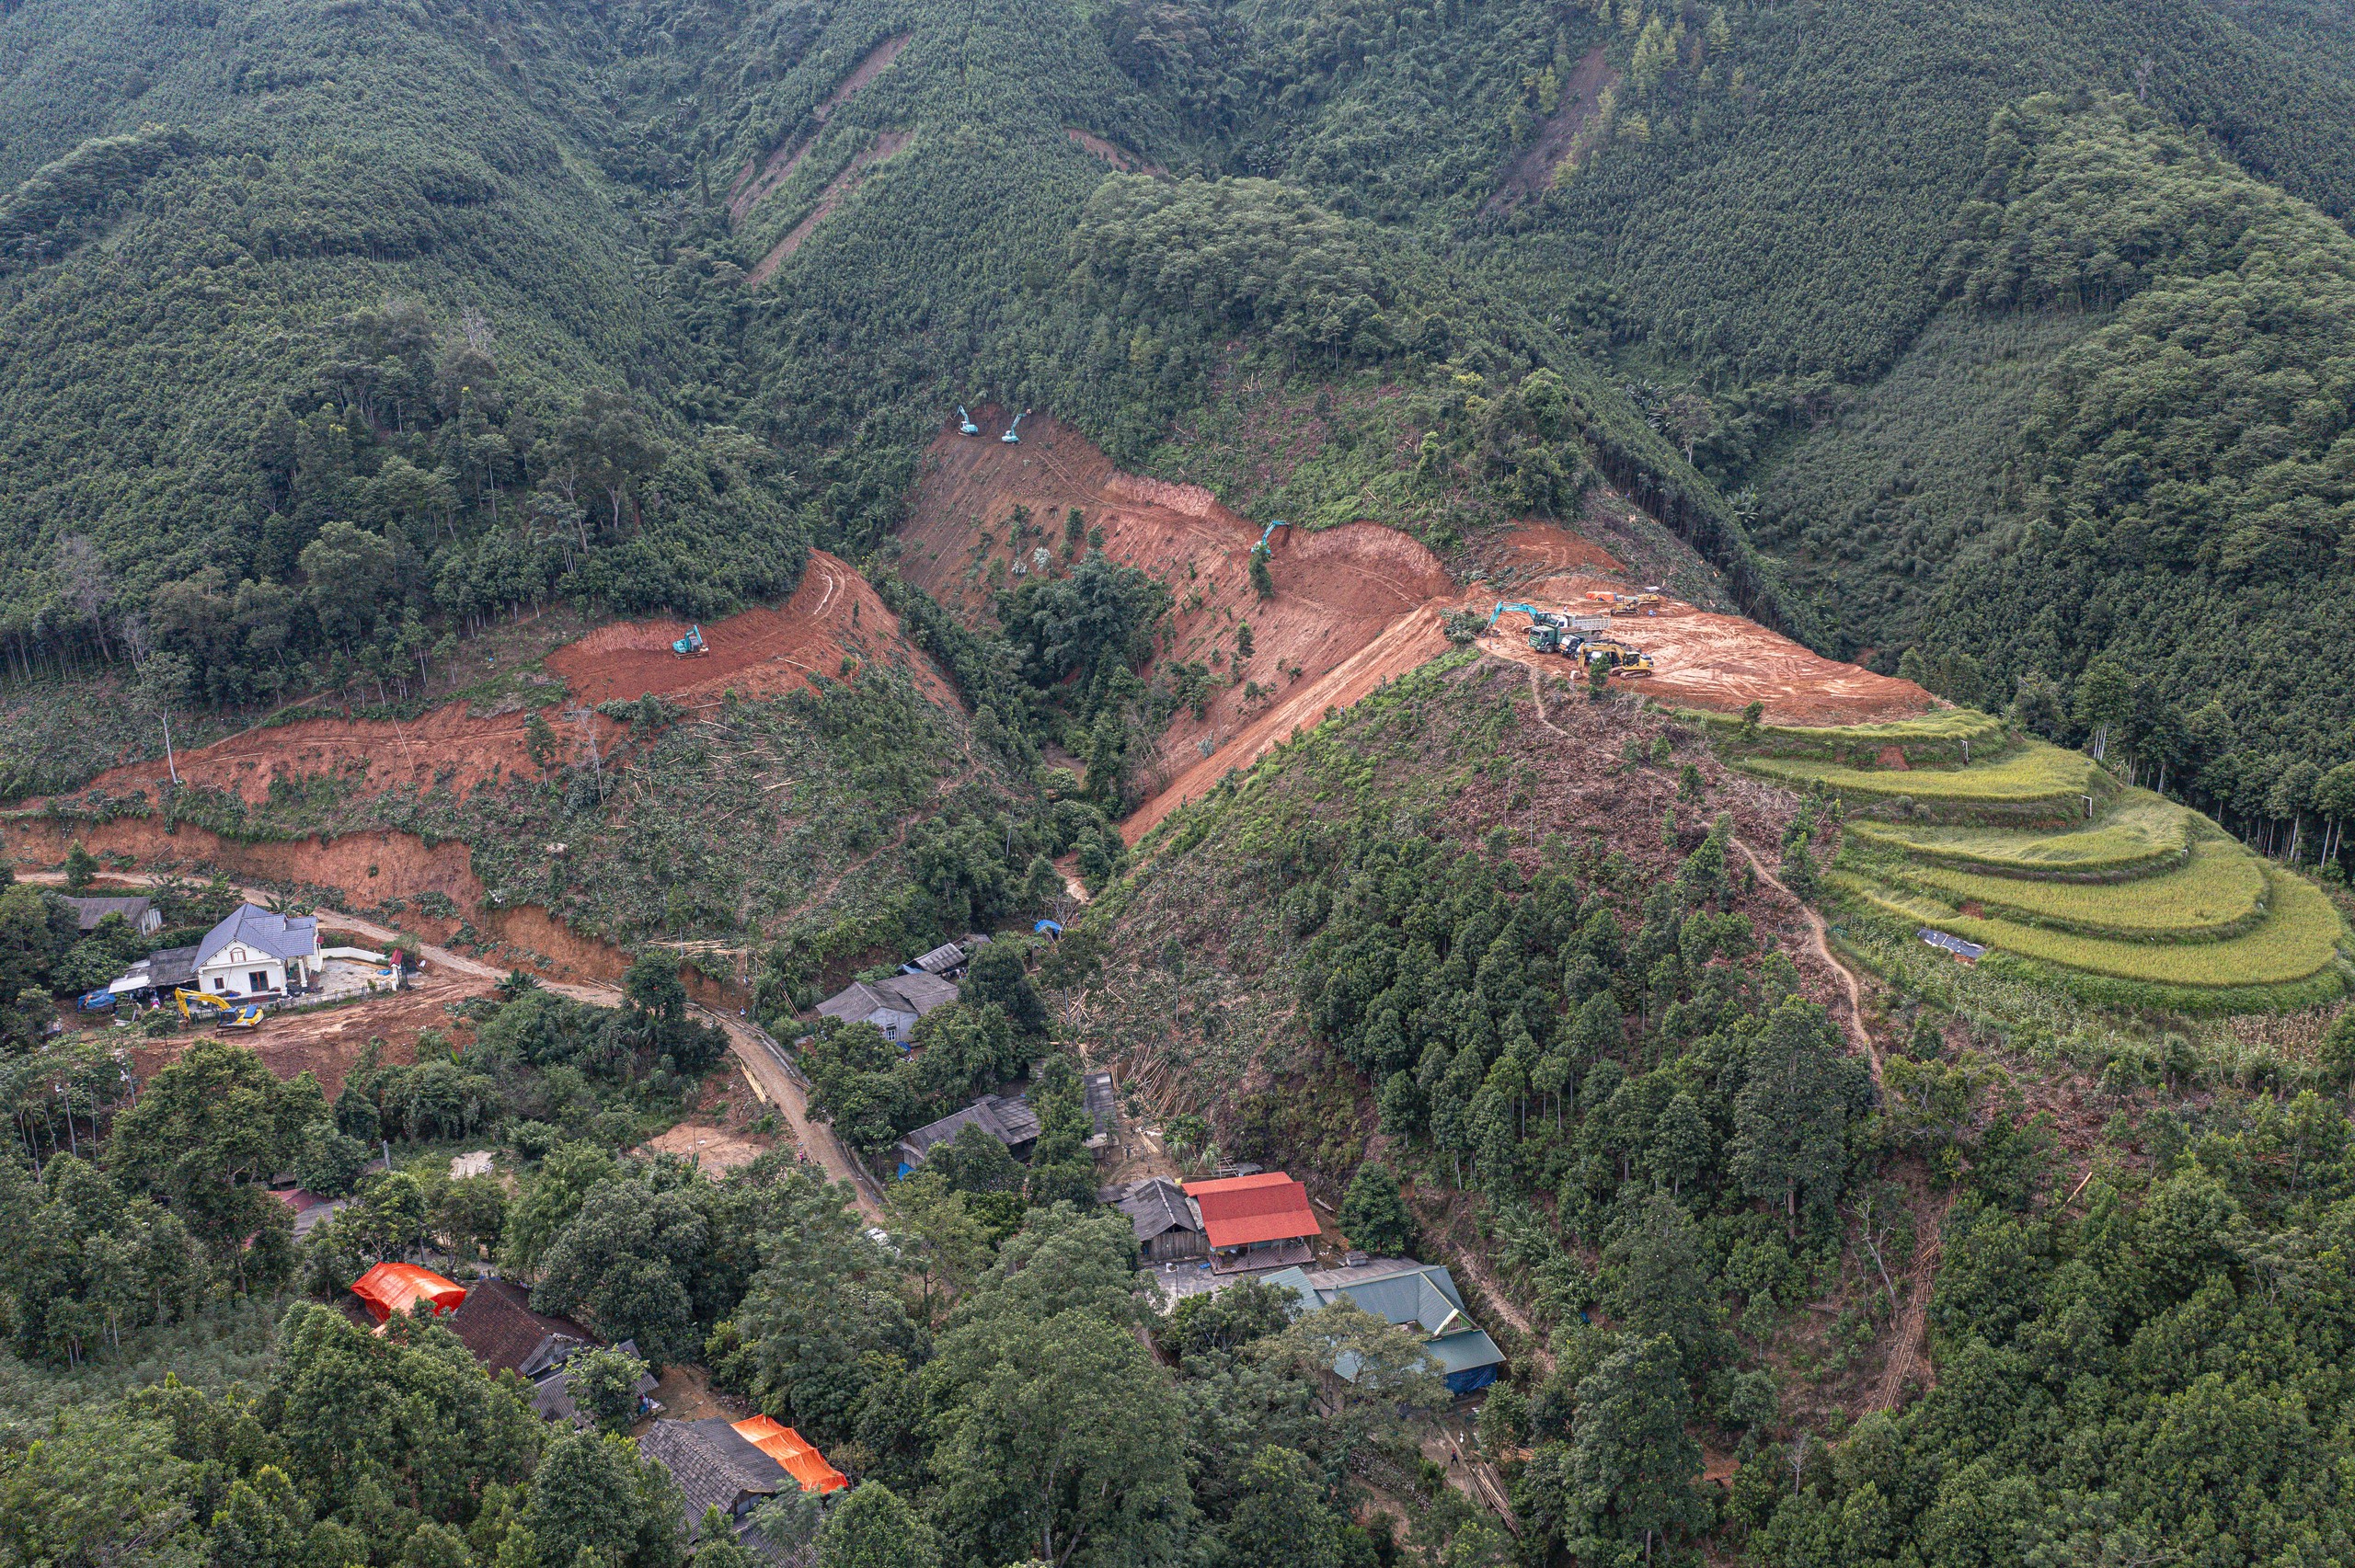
[1264,1262,1506,1381]
[1183,1172,1320,1249]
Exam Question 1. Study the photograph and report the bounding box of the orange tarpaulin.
[352,1262,467,1324]
[732,1415,848,1494]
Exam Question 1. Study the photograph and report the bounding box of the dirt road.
[1729,839,1878,1082]
[26,872,886,1221]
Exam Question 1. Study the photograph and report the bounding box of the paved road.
[25,871,887,1219]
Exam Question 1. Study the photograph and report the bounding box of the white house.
[192,904,321,996]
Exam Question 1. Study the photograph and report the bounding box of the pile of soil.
[547,551,948,710]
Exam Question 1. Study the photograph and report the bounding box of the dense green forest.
[7,0,2355,1562]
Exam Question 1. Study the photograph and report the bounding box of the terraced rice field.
[1779,723,2346,1009]
[1890,837,2268,942]
[1836,867,2346,990]
[1741,739,2106,819]
[1847,791,2190,878]
[1700,704,2008,764]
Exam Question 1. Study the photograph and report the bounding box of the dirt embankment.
[39,552,941,818]
[900,413,1461,840]
[727,32,912,224]
[745,132,913,287]
[897,413,1933,837]
[1476,579,1936,727]
[546,550,949,710]
[1489,45,1617,211]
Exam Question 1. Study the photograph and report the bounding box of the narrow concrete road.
[24,870,887,1219]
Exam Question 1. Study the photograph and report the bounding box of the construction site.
[900,408,1937,836]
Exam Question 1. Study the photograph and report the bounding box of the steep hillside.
[3,555,1064,1001]
[891,410,1930,836]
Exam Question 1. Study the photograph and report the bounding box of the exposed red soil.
[46,695,566,805]
[33,554,938,816]
[898,412,1933,836]
[546,550,948,710]
[1496,521,1623,576]
[1489,46,1617,211]
[1480,574,1936,726]
[3,818,487,910]
[124,963,493,1100]
[745,132,913,286]
[1064,129,1162,175]
[727,33,912,224]
[899,411,1456,841]
[641,1121,768,1172]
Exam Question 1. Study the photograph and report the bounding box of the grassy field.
[1832,866,2347,990]
[1684,704,2007,766]
[1846,791,2192,878]
[1888,838,2268,942]
[1739,739,2107,821]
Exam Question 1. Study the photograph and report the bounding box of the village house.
[813,970,959,1043]
[58,894,162,938]
[638,1417,844,1543]
[1107,1176,1207,1263]
[1262,1260,1506,1394]
[190,903,320,995]
[1183,1171,1323,1273]
[892,1093,1041,1178]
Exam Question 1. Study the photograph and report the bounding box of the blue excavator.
[672,624,709,658]
[1001,409,1028,443]
[1488,601,1655,670]
[1254,519,1289,552]
[1488,601,1574,653]
[957,406,980,436]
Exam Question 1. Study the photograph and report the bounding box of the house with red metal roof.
[1181,1172,1321,1273]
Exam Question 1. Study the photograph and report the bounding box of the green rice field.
[1846,791,2191,878]
[1740,739,2106,814]
[1890,838,2267,941]
[1834,867,2346,990]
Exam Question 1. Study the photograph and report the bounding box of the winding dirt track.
[1730,838,1878,1082]
[23,869,885,1220]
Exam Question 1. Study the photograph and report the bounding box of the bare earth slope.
[899,412,1935,837]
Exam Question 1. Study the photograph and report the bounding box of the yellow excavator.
[1583,639,1656,676]
[174,988,234,1024]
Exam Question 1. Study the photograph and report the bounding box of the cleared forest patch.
[1488,46,1617,210]
[745,132,913,285]
[1065,129,1160,173]
[727,32,912,224]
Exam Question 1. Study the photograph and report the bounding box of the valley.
[5,0,2355,1561]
